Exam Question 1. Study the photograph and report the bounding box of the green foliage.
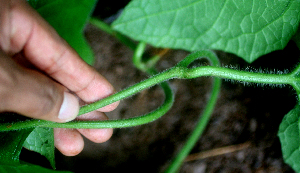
[0,129,35,172]
[278,105,300,172]
[23,127,55,169]
[0,113,58,172]
[28,0,98,65]
[112,0,300,63]
[0,1,98,172]
[1,0,300,173]
[0,129,33,165]
[0,113,32,165]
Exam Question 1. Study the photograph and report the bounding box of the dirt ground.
[52,21,300,173]
[20,2,300,172]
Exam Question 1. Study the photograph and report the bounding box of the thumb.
[0,53,79,122]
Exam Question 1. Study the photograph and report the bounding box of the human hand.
[0,0,118,156]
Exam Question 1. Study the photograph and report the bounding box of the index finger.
[0,0,118,112]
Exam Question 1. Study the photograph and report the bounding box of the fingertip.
[54,128,84,156]
[97,101,120,112]
[78,128,113,143]
[76,111,113,143]
[57,92,79,122]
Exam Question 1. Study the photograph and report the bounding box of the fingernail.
[58,92,79,122]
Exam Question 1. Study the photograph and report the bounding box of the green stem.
[164,50,221,173]
[45,82,174,129]
[165,77,221,173]
[0,77,174,131]
[182,66,294,84]
[132,42,147,71]
[78,68,177,116]
[0,51,298,131]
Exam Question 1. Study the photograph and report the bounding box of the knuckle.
[0,58,19,111]
[33,80,59,118]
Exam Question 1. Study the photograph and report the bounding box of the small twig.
[156,48,170,57]
[184,141,251,162]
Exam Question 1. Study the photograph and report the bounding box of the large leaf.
[0,125,64,173]
[278,104,300,172]
[112,0,300,63]
[0,129,33,165]
[0,113,33,165]
[28,0,98,65]
[23,127,55,169]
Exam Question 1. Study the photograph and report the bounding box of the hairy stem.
[78,68,177,116]
[0,51,298,131]
[164,49,221,173]
[181,66,294,84]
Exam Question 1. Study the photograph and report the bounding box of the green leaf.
[29,0,98,65]
[0,129,34,165]
[278,104,300,172]
[112,0,300,63]
[23,127,55,169]
[0,164,72,173]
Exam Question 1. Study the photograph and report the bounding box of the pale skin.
[0,0,119,156]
